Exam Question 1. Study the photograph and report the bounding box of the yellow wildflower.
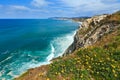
[107,57,110,61]
[47,78,50,80]
[97,72,99,74]
[91,58,93,61]
[86,62,88,64]
[61,70,64,73]
[88,66,91,68]
[63,78,66,80]
[55,72,58,75]
[111,65,115,68]
[112,59,115,62]
[38,73,43,76]
[112,69,115,73]
[80,75,83,78]
[99,60,102,62]
[114,74,117,77]
[94,54,96,57]
[77,60,80,63]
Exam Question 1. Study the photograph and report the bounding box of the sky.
[0,0,120,19]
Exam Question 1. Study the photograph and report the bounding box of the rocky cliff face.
[64,14,120,55]
[15,11,120,80]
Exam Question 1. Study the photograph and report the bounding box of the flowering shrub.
[47,29,120,80]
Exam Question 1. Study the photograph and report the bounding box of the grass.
[15,11,120,80]
[46,27,120,80]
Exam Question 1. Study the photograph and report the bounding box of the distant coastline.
[15,11,120,80]
[49,17,90,22]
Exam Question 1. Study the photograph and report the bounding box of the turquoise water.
[0,19,79,80]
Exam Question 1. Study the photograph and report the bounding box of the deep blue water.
[0,19,79,80]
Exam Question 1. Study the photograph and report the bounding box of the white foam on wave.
[19,30,76,71]
[46,44,55,61]
[16,43,56,75]
[13,61,50,79]
[0,30,77,80]
[19,30,76,70]
[0,71,3,76]
[0,56,12,64]
[51,30,76,58]
[4,59,51,79]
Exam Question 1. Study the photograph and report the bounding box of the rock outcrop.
[64,14,120,55]
[15,11,120,80]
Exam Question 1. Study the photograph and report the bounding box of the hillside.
[71,17,90,22]
[15,11,120,80]
[49,17,90,22]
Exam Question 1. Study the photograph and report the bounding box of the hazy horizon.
[0,0,120,18]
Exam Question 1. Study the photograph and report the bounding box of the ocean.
[0,19,79,80]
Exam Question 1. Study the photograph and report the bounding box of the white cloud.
[9,5,30,11]
[61,0,100,8]
[31,0,50,8]
[60,0,120,15]
[0,0,120,18]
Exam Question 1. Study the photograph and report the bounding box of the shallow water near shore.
[0,19,79,80]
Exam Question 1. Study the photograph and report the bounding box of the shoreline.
[14,18,85,80]
[14,25,79,79]
[15,11,120,80]
[0,19,79,80]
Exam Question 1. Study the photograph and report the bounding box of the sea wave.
[51,30,76,58]
[46,30,76,61]
[0,30,76,80]
[46,44,55,61]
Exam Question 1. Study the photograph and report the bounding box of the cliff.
[64,13,120,55]
[49,17,90,22]
[71,17,90,22]
[15,11,120,80]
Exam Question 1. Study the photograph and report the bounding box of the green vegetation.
[15,11,120,80]
[16,27,120,80]
[46,27,120,80]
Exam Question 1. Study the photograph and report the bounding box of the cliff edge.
[15,11,120,80]
[64,13,120,55]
